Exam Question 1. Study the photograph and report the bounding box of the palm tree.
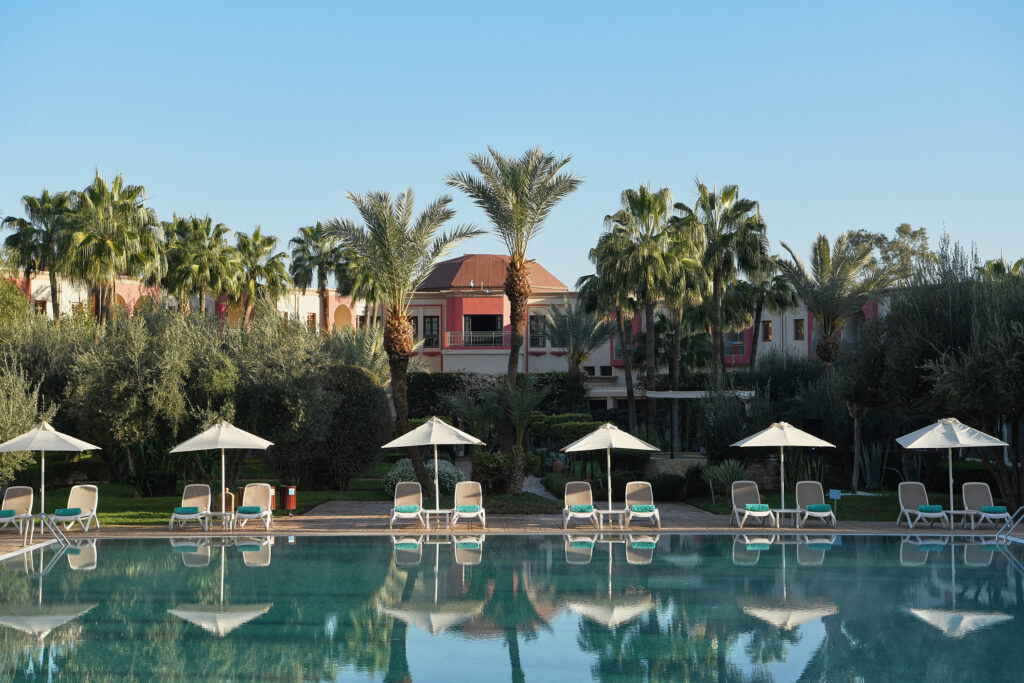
[977,257,1024,280]
[235,226,292,324]
[2,188,74,320]
[744,256,798,367]
[324,189,480,490]
[69,172,162,322]
[673,180,768,372]
[166,215,239,316]
[542,296,615,412]
[447,146,582,453]
[603,184,697,438]
[777,232,896,364]
[289,222,346,333]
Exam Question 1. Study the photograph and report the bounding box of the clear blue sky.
[2,1,1021,286]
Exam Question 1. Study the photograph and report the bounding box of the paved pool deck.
[2,501,1016,561]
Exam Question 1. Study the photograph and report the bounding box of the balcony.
[447,331,511,347]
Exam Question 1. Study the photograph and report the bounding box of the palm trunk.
[502,261,531,455]
[852,414,861,494]
[386,313,432,491]
[319,287,328,333]
[711,270,724,373]
[200,280,207,317]
[505,626,525,683]
[103,284,114,323]
[48,271,60,321]
[617,312,638,433]
[749,294,765,368]
[385,568,419,683]
[670,306,683,453]
[644,302,656,440]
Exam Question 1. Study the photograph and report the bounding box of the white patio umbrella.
[561,423,659,511]
[732,422,834,510]
[383,417,483,508]
[896,418,1007,513]
[904,608,1012,638]
[0,545,96,644]
[0,422,99,516]
[170,421,273,516]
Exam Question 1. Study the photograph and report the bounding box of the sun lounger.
[66,540,97,571]
[796,537,835,566]
[169,484,211,531]
[963,540,995,568]
[564,534,596,564]
[896,481,948,529]
[52,484,99,531]
[899,536,947,566]
[623,481,661,529]
[236,537,273,567]
[563,481,599,529]
[450,481,486,529]
[454,535,485,566]
[392,536,422,566]
[962,482,1011,528]
[0,486,34,533]
[234,483,273,530]
[170,538,211,567]
[390,482,426,529]
[626,535,658,564]
[730,480,776,528]
[733,535,772,565]
[796,481,836,528]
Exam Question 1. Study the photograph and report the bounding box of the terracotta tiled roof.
[418,254,568,292]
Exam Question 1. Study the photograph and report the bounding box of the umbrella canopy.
[561,423,659,511]
[743,603,838,631]
[0,421,100,516]
[170,421,273,515]
[904,607,1012,638]
[566,594,654,629]
[0,604,97,640]
[896,418,1007,513]
[732,422,835,509]
[168,604,273,637]
[383,600,485,636]
[383,417,484,508]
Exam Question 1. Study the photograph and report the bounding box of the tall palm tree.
[777,231,896,363]
[977,257,1024,280]
[744,256,798,367]
[325,189,479,490]
[235,226,292,324]
[447,146,582,453]
[673,180,768,372]
[289,222,345,332]
[69,172,162,322]
[166,215,239,316]
[542,296,615,412]
[2,188,74,319]
[603,184,697,438]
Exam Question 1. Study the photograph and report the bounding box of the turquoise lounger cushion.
[981,505,1007,514]
[456,505,480,513]
[570,541,595,549]
[65,547,81,555]
[173,546,201,553]
[745,503,770,512]
[0,510,15,518]
[807,543,832,551]
[631,542,657,550]
[237,545,260,552]
[54,508,81,517]
[630,505,656,512]
[237,505,262,514]
[918,505,942,513]
[570,504,594,513]
[456,542,481,549]
[174,506,200,515]
[807,504,831,513]
[919,543,945,552]
[394,542,419,550]
[394,505,419,513]
[982,544,1000,551]
[746,542,771,551]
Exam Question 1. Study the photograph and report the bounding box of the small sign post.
[829,488,841,514]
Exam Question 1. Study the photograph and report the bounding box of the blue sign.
[829,489,842,500]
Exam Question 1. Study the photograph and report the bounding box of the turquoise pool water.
[1,533,1022,681]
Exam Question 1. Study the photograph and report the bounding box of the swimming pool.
[0,533,1021,681]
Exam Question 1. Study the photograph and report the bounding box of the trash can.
[280,486,297,515]
[218,489,236,513]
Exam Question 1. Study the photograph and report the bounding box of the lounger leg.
[481,511,486,529]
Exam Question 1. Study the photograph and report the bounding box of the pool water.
[1,533,1022,681]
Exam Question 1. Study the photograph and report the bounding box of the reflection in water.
[0,535,1020,680]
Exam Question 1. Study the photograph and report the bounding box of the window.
[599,365,613,377]
[583,366,596,376]
[725,332,745,358]
[794,318,805,341]
[529,314,546,348]
[307,313,317,332]
[33,301,47,316]
[462,314,503,346]
[762,321,772,342]
[408,316,418,340]
[423,316,439,348]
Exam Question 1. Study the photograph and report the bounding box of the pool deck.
[3,501,1018,560]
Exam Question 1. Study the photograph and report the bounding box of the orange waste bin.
[281,486,297,515]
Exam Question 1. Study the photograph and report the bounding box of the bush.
[0,279,28,328]
[383,458,464,498]
[705,459,748,496]
[541,472,571,498]
[684,464,708,498]
[406,371,499,418]
[471,449,543,494]
[650,473,687,502]
[0,356,56,485]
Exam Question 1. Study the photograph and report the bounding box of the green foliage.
[407,371,500,418]
[695,375,771,462]
[382,457,463,497]
[0,279,27,327]
[704,459,748,495]
[471,449,540,493]
[649,473,687,502]
[541,472,571,498]
[0,357,56,484]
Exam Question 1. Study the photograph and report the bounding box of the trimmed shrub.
[383,458,464,497]
[650,473,687,502]
[406,371,499,418]
[541,472,571,498]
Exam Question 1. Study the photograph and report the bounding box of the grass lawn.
[688,490,971,522]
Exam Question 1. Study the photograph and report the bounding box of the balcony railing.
[447,331,511,347]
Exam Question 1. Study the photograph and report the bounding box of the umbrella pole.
[221,448,226,516]
[948,447,954,513]
[40,450,45,516]
[220,545,225,605]
[779,446,785,510]
[434,444,440,512]
[607,447,613,512]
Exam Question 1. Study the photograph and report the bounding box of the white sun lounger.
[450,481,486,529]
[52,484,99,532]
[234,483,273,530]
[563,481,599,529]
[0,486,34,533]
[67,540,97,571]
[796,481,836,528]
[730,480,776,528]
[626,535,658,565]
[732,535,772,565]
[453,535,485,566]
[564,534,596,564]
[237,537,273,567]
[962,482,1011,528]
[170,538,211,567]
[896,481,949,529]
[169,484,211,531]
[392,536,423,566]
[390,482,426,529]
[624,481,661,529]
